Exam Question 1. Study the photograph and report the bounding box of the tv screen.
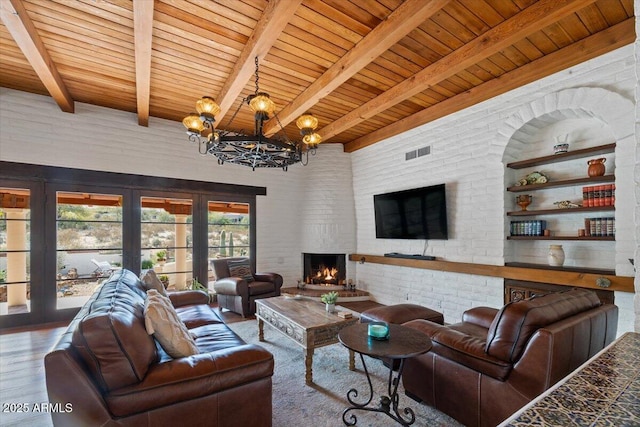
[374,184,448,239]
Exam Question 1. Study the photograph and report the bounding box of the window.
[0,161,264,328]
[55,192,123,309]
[141,196,193,290]
[208,201,251,259]
[0,188,31,315]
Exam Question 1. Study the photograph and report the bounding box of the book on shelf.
[582,184,615,207]
[586,217,615,237]
[510,220,546,236]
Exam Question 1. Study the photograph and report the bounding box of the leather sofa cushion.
[405,319,512,381]
[72,271,157,392]
[105,344,273,417]
[176,304,225,329]
[485,288,601,362]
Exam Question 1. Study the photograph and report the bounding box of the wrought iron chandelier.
[182,57,321,171]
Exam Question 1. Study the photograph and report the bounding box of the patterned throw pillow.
[227,259,254,283]
[144,289,198,358]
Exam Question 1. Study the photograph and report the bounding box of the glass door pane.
[56,192,123,310]
[0,188,31,316]
[141,197,193,290]
[207,201,250,285]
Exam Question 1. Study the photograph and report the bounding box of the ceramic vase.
[326,303,335,313]
[548,245,565,267]
[587,158,606,177]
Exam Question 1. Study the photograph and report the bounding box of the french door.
[0,162,263,329]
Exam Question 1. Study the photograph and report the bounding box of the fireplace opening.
[303,253,346,286]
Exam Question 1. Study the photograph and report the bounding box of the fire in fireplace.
[303,253,346,286]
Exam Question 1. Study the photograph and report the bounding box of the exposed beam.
[321,0,596,142]
[0,0,74,112]
[261,0,451,136]
[345,18,635,153]
[215,0,303,124]
[133,0,155,127]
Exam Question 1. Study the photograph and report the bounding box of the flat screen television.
[374,184,448,239]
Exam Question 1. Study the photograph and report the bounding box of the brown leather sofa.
[45,269,274,427]
[212,257,283,317]
[402,288,618,427]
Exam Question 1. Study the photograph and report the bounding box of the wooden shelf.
[505,143,618,275]
[349,254,633,293]
[507,174,615,192]
[507,206,615,216]
[507,236,614,241]
[506,143,616,169]
[505,262,614,275]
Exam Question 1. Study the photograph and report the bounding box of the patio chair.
[91,259,116,277]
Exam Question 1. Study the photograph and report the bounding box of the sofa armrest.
[254,272,283,291]
[213,277,248,296]
[462,307,499,329]
[105,344,273,417]
[404,319,512,381]
[167,290,210,307]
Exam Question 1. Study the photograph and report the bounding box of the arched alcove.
[496,87,636,332]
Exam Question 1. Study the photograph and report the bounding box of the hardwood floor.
[0,325,62,426]
[0,301,382,426]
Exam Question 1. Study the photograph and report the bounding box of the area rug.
[228,320,463,427]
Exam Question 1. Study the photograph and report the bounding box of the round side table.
[338,323,432,426]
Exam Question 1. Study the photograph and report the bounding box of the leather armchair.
[212,257,283,317]
[401,288,618,427]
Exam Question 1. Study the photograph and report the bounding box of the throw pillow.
[227,259,254,283]
[144,289,198,358]
[140,269,167,297]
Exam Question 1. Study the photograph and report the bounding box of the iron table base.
[342,353,416,426]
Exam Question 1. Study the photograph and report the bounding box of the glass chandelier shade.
[302,132,322,146]
[296,113,322,146]
[182,112,205,135]
[248,92,276,116]
[196,96,221,120]
[296,113,318,130]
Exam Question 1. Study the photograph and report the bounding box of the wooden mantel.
[349,254,634,293]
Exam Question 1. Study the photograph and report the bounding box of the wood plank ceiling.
[0,0,635,153]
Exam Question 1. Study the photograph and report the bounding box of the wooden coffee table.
[255,296,358,385]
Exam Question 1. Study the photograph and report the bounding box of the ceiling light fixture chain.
[253,56,260,96]
[182,56,321,171]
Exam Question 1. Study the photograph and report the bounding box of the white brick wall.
[0,88,355,285]
[352,45,637,333]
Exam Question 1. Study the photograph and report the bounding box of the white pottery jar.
[548,245,565,267]
[326,303,335,313]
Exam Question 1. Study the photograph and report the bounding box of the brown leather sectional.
[402,288,618,427]
[44,269,274,427]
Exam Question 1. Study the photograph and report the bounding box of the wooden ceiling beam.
[261,0,451,137]
[322,0,597,142]
[214,0,303,124]
[0,0,74,112]
[344,18,634,153]
[133,0,155,127]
